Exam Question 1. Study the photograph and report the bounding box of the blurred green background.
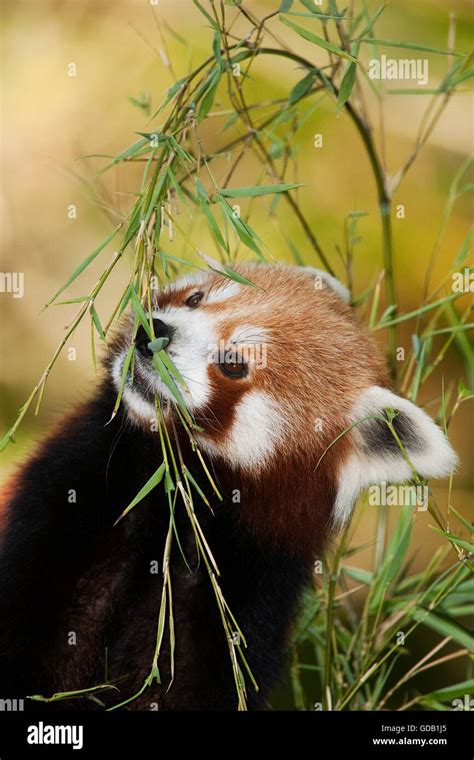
[0,0,472,573]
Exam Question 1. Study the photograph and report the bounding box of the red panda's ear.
[333,386,458,527]
[296,266,351,304]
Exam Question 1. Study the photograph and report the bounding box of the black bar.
[0,710,471,757]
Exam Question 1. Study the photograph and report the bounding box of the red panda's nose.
[135,319,175,358]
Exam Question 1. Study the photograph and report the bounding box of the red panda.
[0,264,456,710]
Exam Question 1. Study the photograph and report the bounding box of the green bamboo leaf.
[197,180,229,252]
[375,293,459,329]
[183,465,210,507]
[148,337,170,353]
[168,136,193,163]
[192,0,219,29]
[129,287,151,336]
[159,251,204,272]
[430,528,474,554]
[143,168,169,225]
[356,3,387,39]
[342,566,374,584]
[54,296,91,305]
[46,227,119,306]
[90,305,105,341]
[103,137,150,172]
[444,303,474,389]
[453,225,474,268]
[212,31,222,65]
[359,38,466,56]
[441,604,474,617]
[220,111,240,132]
[115,463,166,524]
[338,53,359,109]
[217,198,264,258]
[422,680,474,702]
[152,352,191,420]
[122,199,143,248]
[167,167,192,210]
[221,266,260,288]
[167,76,188,99]
[220,183,302,198]
[164,470,175,493]
[368,506,414,612]
[112,342,135,418]
[448,506,473,533]
[118,284,132,318]
[288,70,317,104]
[150,76,188,119]
[446,67,474,88]
[410,607,474,650]
[228,50,253,65]
[158,348,187,388]
[197,68,221,122]
[337,40,361,110]
[280,17,358,62]
[136,131,167,145]
[30,683,118,702]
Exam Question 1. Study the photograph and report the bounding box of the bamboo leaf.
[46,227,119,306]
[343,566,374,584]
[422,679,474,702]
[115,463,166,524]
[129,287,152,336]
[197,179,229,252]
[356,3,387,39]
[212,32,222,65]
[359,38,466,56]
[197,68,221,122]
[430,528,474,554]
[217,197,264,258]
[338,62,357,107]
[375,293,459,329]
[220,183,302,198]
[221,266,260,288]
[410,607,474,650]
[148,337,170,352]
[368,506,414,612]
[158,346,188,388]
[152,352,191,420]
[280,17,358,62]
[288,70,316,104]
[448,506,473,533]
[192,0,219,29]
[90,305,105,341]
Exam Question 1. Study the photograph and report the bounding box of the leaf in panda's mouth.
[147,337,170,352]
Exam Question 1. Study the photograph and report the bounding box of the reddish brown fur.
[155,264,388,555]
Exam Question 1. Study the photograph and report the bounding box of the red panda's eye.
[219,356,248,379]
[185,291,203,308]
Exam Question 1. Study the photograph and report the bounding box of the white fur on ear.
[334,385,458,527]
[298,266,351,304]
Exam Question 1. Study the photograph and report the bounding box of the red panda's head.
[110,264,456,545]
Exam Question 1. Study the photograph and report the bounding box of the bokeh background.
[1,0,472,691]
